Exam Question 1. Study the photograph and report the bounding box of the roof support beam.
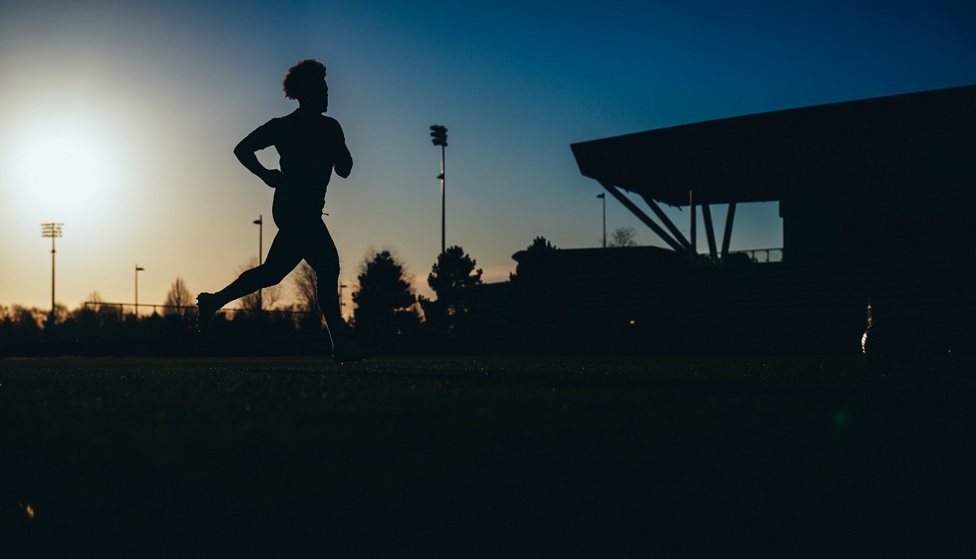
[638,194,690,251]
[721,202,737,260]
[599,181,686,252]
[702,204,718,260]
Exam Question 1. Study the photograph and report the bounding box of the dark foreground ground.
[1,355,975,557]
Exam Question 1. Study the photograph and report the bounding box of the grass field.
[2,355,974,556]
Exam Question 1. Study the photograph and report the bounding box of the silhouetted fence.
[698,247,784,265]
[736,247,783,263]
[82,301,310,319]
[0,302,325,357]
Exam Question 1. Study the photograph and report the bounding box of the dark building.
[532,85,976,354]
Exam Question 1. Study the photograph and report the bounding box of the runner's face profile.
[305,80,329,113]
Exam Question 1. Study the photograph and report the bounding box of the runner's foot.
[332,340,367,365]
[196,292,220,332]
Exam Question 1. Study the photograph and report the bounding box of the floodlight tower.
[430,125,448,255]
[41,223,63,318]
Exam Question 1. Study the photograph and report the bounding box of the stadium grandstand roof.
[570,85,976,207]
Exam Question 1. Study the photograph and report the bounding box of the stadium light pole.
[430,125,448,255]
[134,264,145,317]
[597,193,606,248]
[41,223,63,319]
[254,215,263,311]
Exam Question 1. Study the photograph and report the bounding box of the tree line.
[0,241,540,357]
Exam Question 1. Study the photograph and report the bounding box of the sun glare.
[5,115,123,223]
[18,128,110,203]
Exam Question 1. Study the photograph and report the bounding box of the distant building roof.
[512,245,684,271]
[570,85,976,207]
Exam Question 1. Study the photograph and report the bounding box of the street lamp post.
[135,264,145,317]
[41,223,63,319]
[254,215,263,311]
[430,125,448,255]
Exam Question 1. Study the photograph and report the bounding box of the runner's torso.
[246,110,349,221]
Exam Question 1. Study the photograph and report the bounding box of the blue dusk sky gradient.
[1,0,974,312]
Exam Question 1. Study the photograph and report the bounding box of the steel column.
[702,204,718,260]
[638,194,690,250]
[721,202,737,260]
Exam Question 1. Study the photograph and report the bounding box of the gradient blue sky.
[2,0,974,313]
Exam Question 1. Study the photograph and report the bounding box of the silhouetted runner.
[197,59,365,365]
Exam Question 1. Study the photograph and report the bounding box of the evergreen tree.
[351,250,418,350]
[420,245,485,339]
[509,236,557,286]
[509,237,563,348]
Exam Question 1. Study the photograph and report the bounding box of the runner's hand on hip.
[261,169,287,189]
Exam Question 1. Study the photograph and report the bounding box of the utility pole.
[430,125,448,255]
[41,223,63,320]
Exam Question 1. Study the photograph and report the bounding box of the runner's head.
[283,59,328,112]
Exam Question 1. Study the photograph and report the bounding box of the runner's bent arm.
[333,122,353,178]
[234,123,285,188]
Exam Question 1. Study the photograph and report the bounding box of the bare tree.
[290,261,320,317]
[237,257,283,312]
[83,291,120,319]
[607,226,638,247]
[288,261,328,346]
[163,277,195,315]
[86,291,105,312]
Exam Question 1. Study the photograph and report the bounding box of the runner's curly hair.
[282,59,327,100]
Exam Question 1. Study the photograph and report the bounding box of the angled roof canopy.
[570,85,976,207]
